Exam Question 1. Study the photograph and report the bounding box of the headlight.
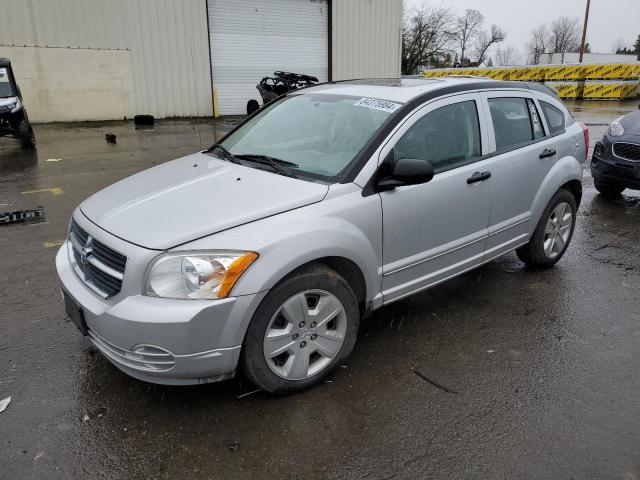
[145,251,258,299]
[10,99,21,113]
[608,117,624,137]
[594,142,603,157]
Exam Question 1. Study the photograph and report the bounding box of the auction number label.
[354,98,401,113]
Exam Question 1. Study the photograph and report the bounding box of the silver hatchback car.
[57,77,588,393]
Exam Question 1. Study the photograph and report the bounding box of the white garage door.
[208,0,329,116]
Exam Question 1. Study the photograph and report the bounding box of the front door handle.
[539,148,557,159]
[467,171,492,184]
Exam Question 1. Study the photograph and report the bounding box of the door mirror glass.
[379,157,434,190]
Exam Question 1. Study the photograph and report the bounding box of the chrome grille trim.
[613,142,640,163]
[68,220,127,298]
[87,256,124,280]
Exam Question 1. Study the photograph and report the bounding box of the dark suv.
[0,58,36,149]
[591,106,640,197]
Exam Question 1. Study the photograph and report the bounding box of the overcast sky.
[405,0,639,63]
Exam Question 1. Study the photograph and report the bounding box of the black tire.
[594,181,624,198]
[516,189,577,269]
[246,99,260,116]
[134,114,154,126]
[18,119,35,149]
[241,264,359,394]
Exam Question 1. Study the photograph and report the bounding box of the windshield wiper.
[209,144,242,164]
[234,154,299,179]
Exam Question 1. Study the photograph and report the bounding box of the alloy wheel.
[543,201,573,259]
[263,289,347,380]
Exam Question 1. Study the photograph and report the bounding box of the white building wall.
[332,0,402,80]
[0,0,213,121]
[1,46,135,123]
[0,0,404,121]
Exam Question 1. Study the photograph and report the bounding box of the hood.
[80,152,329,250]
[619,110,640,135]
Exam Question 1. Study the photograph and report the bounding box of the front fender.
[235,221,380,299]
[179,184,382,303]
[531,154,583,227]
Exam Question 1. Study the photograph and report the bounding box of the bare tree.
[526,25,550,64]
[527,25,548,64]
[401,4,456,74]
[549,16,581,53]
[472,25,506,66]
[402,2,506,72]
[494,45,521,66]
[526,17,581,64]
[455,9,485,66]
[449,9,505,67]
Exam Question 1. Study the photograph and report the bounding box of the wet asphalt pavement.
[1,101,639,480]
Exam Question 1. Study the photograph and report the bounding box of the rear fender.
[530,155,583,228]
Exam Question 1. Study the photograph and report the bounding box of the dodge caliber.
[57,77,588,393]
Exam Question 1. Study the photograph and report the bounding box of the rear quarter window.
[539,100,566,135]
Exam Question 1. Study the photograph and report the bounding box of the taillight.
[580,122,589,162]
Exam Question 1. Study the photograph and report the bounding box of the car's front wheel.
[241,264,359,394]
[516,189,576,269]
[18,119,36,149]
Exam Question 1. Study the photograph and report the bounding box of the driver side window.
[394,100,482,174]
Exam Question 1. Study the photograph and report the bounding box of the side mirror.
[378,157,435,191]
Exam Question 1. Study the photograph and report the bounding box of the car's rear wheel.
[516,189,576,269]
[241,265,359,394]
[594,181,624,198]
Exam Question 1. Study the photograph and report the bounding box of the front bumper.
[0,108,24,137]
[591,152,640,190]
[56,239,267,385]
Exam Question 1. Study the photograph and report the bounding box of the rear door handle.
[539,148,557,159]
[467,171,492,184]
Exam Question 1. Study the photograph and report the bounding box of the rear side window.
[539,100,565,135]
[488,98,533,150]
[394,100,481,173]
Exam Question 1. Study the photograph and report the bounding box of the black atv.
[0,58,36,149]
[246,71,318,115]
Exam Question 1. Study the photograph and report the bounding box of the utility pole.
[578,0,591,63]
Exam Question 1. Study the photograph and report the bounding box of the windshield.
[0,68,15,98]
[220,93,399,180]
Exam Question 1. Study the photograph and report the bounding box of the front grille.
[92,239,127,271]
[69,219,89,244]
[613,142,640,162]
[68,219,126,298]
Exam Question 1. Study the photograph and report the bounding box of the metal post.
[578,0,591,63]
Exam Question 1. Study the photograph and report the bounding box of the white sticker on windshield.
[354,98,401,113]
